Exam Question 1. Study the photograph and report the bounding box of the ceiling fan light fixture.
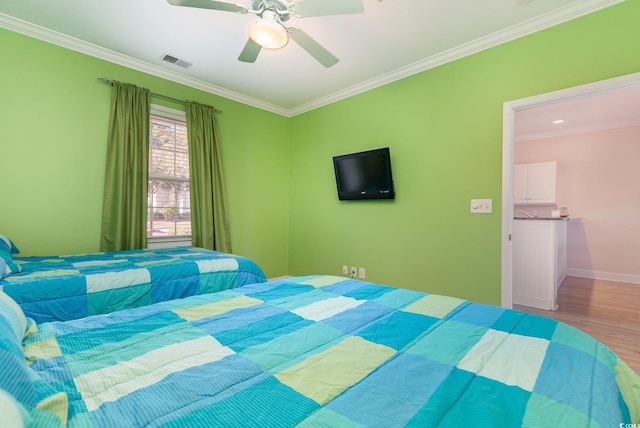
[249,11,288,49]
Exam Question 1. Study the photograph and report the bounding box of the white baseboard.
[566,268,640,285]
[512,294,557,311]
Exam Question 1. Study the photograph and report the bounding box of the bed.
[1,275,638,427]
[0,246,267,323]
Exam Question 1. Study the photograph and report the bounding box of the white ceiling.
[0,0,625,116]
[515,83,640,142]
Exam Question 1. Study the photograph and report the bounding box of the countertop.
[514,217,581,221]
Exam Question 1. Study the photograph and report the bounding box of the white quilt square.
[292,296,364,321]
[195,258,238,273]
[86,269,151,293]
[457,329,549,391]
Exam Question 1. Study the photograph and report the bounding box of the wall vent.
[161,54,192,69]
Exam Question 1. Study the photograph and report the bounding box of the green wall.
[0,28,290,278]
[288,0,640,304]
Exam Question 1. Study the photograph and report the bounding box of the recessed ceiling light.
[552,119,565,124]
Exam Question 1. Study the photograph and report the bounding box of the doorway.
[500,72,640,308]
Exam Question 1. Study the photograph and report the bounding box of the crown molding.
[0,13,290,116]
[1,0,625,118]
[289,0,625,116]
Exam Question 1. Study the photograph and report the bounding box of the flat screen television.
[333,147,395,200]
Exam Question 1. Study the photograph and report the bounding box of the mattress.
[19,275,640,427]
[0,246,266,323]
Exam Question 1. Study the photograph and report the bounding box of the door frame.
[501,72,640,308]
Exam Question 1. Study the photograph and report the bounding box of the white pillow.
[0,258,8,279]
[0,388,31,428]
[0,290,28,341]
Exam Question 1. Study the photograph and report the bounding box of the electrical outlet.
[358,267,365,279]
[350,266,357,277]
[342,265,348,275]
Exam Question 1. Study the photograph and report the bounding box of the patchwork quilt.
[0,247,266,323]
[22,275,640,427]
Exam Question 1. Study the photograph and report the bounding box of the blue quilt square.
[193,303,284,336]
[31,355,75,385]
[493,310,558,340]
[3,274,86,302]
[151,277,199,303]
[21,294,89,323]
[410,373,529,427]
[199,271,237,294]
[512,313,558,340]
[328,353,454,427]
[491,309,525,333]
[372,287,425,310]
[56,308,181,354]
[322,301,394,335]
[448,303,505,328]
[146,259,199,282]
[89,354,266,427]
[244,282,315,303]
[240,322,344,371]
[157,374,319,428]
[341,283,394,301]
[357,310,438,350]
[319,279,370,296]
[406,367,474,426]
[533,342,621,427]
[212,310,311,352]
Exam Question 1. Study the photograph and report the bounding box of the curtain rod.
[97,78,222,113]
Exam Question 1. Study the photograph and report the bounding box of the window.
[147,105,191,241]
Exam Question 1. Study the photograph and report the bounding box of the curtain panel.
[100,82,150,251]
[185,101,232,253]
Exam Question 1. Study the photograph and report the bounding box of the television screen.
[333,147,395,200]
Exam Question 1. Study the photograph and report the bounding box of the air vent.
[161,54,192,69]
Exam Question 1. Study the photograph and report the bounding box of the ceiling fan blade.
[238,38,262,63]
[166,0,248,14]
[293,0,364,17]
[288,28,338,68]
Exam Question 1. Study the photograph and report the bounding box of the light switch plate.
[470,199,492,214]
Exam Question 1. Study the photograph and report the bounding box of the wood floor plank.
[514,276,640,376]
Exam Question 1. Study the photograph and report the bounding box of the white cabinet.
[514,161,557,204]
[512,220,567,310]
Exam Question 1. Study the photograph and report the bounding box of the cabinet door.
[513,164,528,204]
[512,221,557,310]
[527,162,556,204]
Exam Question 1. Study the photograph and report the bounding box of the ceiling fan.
[166,0,365,67]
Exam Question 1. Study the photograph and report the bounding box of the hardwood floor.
[514,276,640,375]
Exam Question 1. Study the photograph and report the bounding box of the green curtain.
[185,101,232,252]
[100,82,151,251]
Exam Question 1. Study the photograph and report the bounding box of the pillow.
[0,309,37,407]
[0,388,32,428]
[0,258,8,279]
[0,234,20,255]
[0,237,21,275]
[0,292,65,426]
[0,290,28,342]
